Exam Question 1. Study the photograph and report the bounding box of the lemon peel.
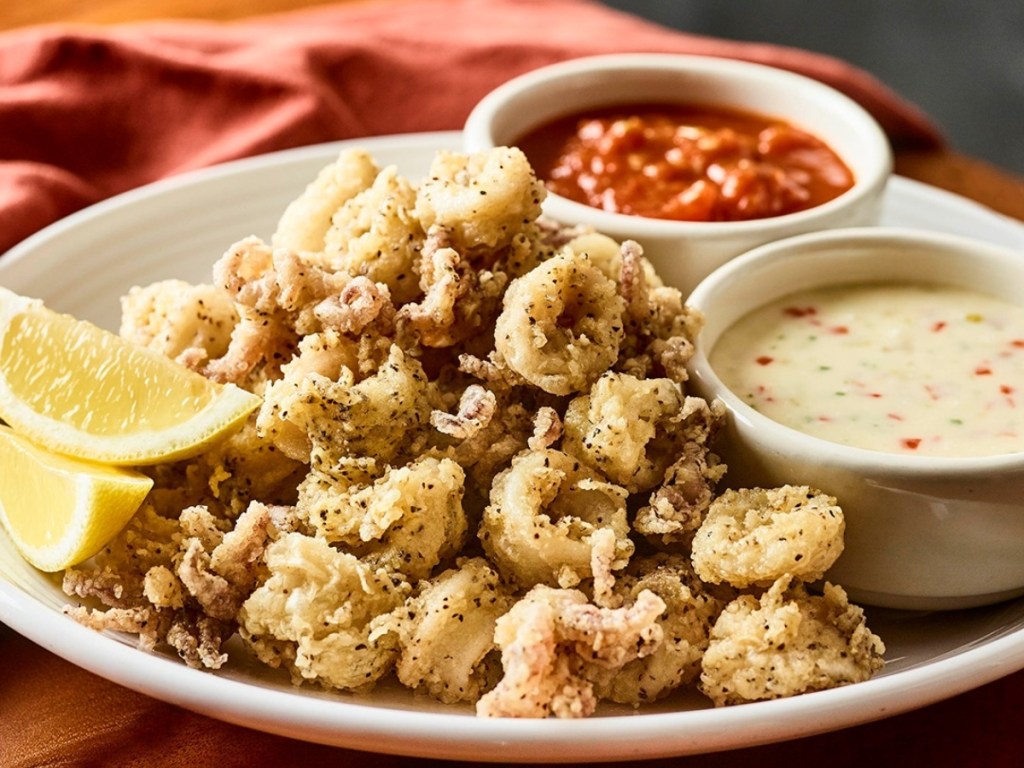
[0,425,153,572]
[0,287,261,465]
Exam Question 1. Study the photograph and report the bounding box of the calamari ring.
[479,448,633,589]
[494,251,625,396]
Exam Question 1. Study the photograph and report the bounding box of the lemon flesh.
[0,287,261,465]
[0,425,153,572]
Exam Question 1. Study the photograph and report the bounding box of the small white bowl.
[687,227,1024,611]
[464,53,892,296]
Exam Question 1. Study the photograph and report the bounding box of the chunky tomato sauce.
[515,103,855,222]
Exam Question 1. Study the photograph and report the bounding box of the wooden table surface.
[1,0,1022,223]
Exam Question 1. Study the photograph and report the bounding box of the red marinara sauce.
[515,103,855,222]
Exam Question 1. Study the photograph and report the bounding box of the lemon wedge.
[0,425,153,571]
[0,287,260,465]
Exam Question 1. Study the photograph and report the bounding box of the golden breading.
[414,147,545,252]
[476,584,665,718]
[632,397,727,548]
[272,148,380,254]
[612,239,704,384]
[441,389,538,495]
[585,554,726,705]
[494,251,625,396]
[699,575,885,706]
[322,165,424,304]
[691,485,845,588]
[63,501,276,670]
[239,532,411,691]
[297,455,468,582]
[564,232,663,289]
[119,279,238,370]
[479,448,633,590]
[562,372,687,494]
[388,558,514,704]
[63,502,182,611]
[256,326,392,463]
[276,344,441,472]
[396,239,508,348]
[175,416,306,517]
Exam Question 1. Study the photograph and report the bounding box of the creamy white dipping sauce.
[710,282,1024,457]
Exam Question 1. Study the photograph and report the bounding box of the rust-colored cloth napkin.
[0,1,963,766]
[0,0,942,257]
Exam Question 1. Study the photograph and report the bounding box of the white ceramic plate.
[2,132,1024,763]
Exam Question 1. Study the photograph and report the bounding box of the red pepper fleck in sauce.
[784,306,818,318]
[710,282,1024,457]
[514,103,854,222]
[756,355,774,366]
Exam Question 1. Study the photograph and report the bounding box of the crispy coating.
[176,502,276,622]
[274,344,441,473]
[66,145,886,716]
[691,486,845,588]
[239,532,411,691]
[322,165,425,304]
[203,237,305,384]
[564,233,702,383]
[494,251,625,396]
[414,147,545,252]
[562,372,688,493]
[256,328,387,463]
[585,554,725,705]
[272,148,380,254]
[119,279,238,371]
[298,456,468,581]
[214,236,355,334]
[476,584,665,718]
[63,503,181,610]
[444,391,537,495]
[480,448,634,590]
[699,575,885,706]
[64,501,276,670]
[612,239,703,384]
[633,397,727,547]
[168,416,306,517]
[396,239,507,348]
[313,276,397,336]
[565,232,661,289]
[430,384,497,440]
[389,558,514,704]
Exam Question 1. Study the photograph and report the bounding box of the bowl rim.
[463,52,893,237]
[686,225,1024,476]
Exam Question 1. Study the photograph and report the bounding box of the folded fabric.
[0,0,942,257]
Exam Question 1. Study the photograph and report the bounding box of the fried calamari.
[61,145,883,720]
[699,575,885,706]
